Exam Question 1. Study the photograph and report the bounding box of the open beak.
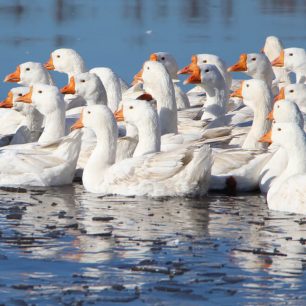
[114,107,124,122]
[61,76,76,94]
[273,87,285,102]
[4,66,21,83]
[44,55,55,70]
[271,50,284,67]
[16,87,33,103]
[258,129,272,144]
[131,68,143,85]
[178,55,197,75]
[71,110,84,131]
[230,81,244,98]
[227,54,248,72]
[266,110,274,121]
[183,64,201,84]
[0,91,13,108]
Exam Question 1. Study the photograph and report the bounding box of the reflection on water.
[0,0,305,304]
[0,186,305,304]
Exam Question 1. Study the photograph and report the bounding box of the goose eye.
[246,84,250,87]
[80,80,85,83]
[18,93,22,96]
[251,58,256,61]
[129,106,134,109]
[87,111,91,114]
[277,128,281,131]
[205,69,209,73]
[147,66,150,70]
[289,89,294,93]
[38,90,42,94]
[273,120,276,124]
[161,57,165,60]
[277,105,280,108]
[57,55,60,58]
[203,60,207,63]
[289,53,293,56]
[25,68,30,71]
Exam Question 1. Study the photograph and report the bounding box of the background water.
[0,1,305,305]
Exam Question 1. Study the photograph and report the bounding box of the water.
[0,0,305,305]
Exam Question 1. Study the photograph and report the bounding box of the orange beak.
[271,50,284,67]
[266,110,274,121]
[0,91,13,108]
[114,107,124,122]
[16,87,33,103]
[178,55,197,75]
[61,76,76,94]
[183,66,201,84]
[44,55,55,70]
[228,54,248,72]
[273,87,285,102]
[230,81,244,98]
[258,129,272,144]
[71,110,84,131]
[149,53,158,61]
[131,68,143,85]
[4,66,21,83]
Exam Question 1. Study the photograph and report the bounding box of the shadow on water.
[0,185,305,304]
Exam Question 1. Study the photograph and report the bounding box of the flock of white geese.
[0,35,305,214]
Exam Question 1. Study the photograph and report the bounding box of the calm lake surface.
[0,1,305,305]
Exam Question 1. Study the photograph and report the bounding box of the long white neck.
[83,121,117,192]
[38,103,66,145]
[250,68,274,89]
[85,89,107,106]
[268,128,306,201]
[145,76,177,135]
[133,116,161,157]
[23,107,44,132]
[200,82,228,120]
[243,94,272,149]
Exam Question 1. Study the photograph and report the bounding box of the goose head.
[183,63,225,88]
[61,72,107,105]
[267,99,304,128]
[228,53,274,81]
[44,48,87,75]
[261,36,284,62]
[148,52,179,80]
[4,62,54,86]
[274,84,306,103]
[260,122,304,148]
[141,60,173,91]
[17,84,64,115]
[231,79,271,109]
[71,105,117,135]
[3,87,31,112]
[271,48,306,71]
[179,54,231,89]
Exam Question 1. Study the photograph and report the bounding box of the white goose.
[261,122,306,214]
[132,52,190,110]
[228,52,276,94]
[0,84,81,187]
[0,87,44,145]
[44,48,127,110]
[259,99,304,193]
[4,61,54,86]
[261,36,292,87]
[179,53,232,90]
[274,83,306,114]
[271,47,306,83]
[71,103,212,197]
